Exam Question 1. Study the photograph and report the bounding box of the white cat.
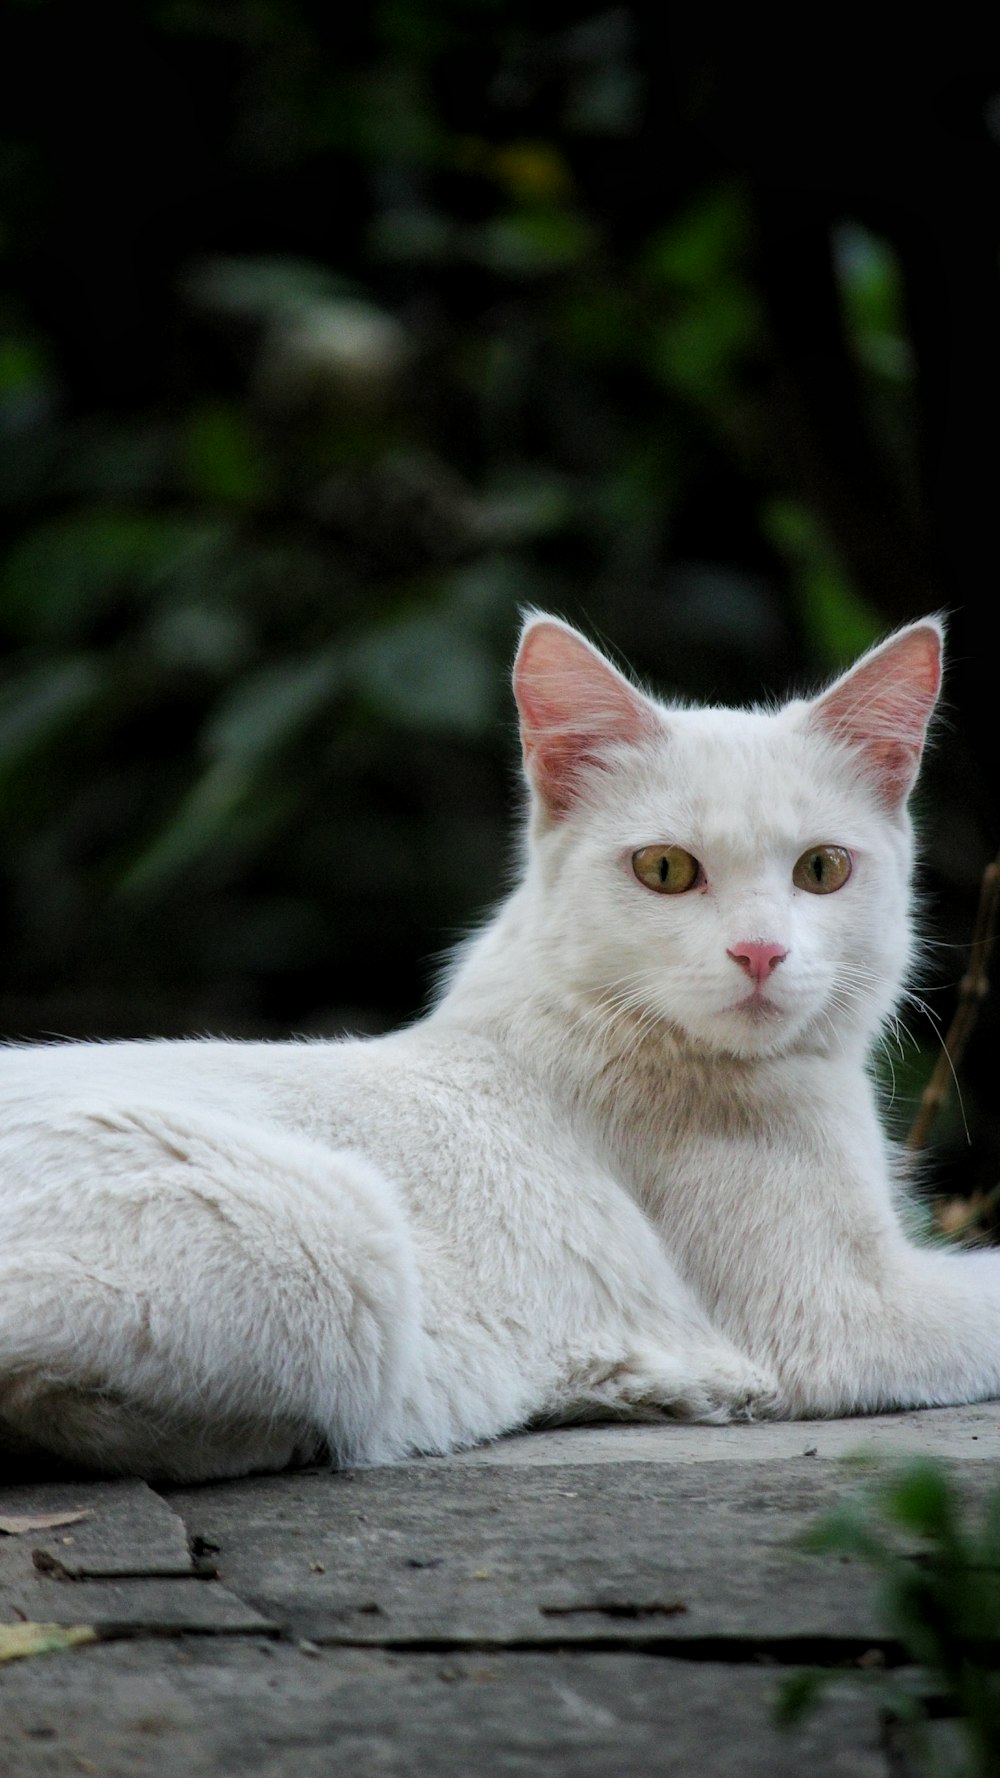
[2,612,997,1483]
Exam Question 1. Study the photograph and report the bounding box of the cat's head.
[512,614,942,1060]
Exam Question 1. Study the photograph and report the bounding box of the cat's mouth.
[727,991,784,1022]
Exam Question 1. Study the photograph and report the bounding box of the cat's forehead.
[612,703,884,849]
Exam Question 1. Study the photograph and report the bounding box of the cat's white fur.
[2,613,998,1482]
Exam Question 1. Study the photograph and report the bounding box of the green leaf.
[0,334,52,398]
[773,1667,832,1726]
[651,288,755,402]
[763,500,883,667]
[183,255,355,321]
[641,186,750,289]
[0,656,101,767]
[474,208,594,277]
[203,653,344,765]
[833,223,913,383]
[884,1461,957,1540]
[349,611,497,735]
[795,1500,895,1568]
[979,1483,1000,1576]
[0,513,228,642]
[114,755,296,901]
[184,404,264,504]
[115,656,344,898]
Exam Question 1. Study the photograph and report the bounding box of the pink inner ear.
[808,622,942,808]
[514,619,657,817]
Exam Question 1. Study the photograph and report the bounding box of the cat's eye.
[632,845,700,894]
[792,845,852,895]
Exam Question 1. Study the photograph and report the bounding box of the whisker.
[899,993,971,1146]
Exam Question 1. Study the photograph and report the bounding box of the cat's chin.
[688,998,813,1061]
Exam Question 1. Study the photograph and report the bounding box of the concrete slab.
[0,1554,277,1633]
[5,1407,995,1775]
[0,1479,276,1632]
[0,1477,191,1575]
[440,1400,1000,1467]
[165,1457,953,1646]
[0,1639,890,1777]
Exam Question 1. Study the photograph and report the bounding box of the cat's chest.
[588,1051,886,1227]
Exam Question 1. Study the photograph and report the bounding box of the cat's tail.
[0,1101,427,1480]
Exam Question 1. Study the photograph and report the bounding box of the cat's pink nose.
[727,941,788,983]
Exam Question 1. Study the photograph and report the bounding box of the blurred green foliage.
[779,1460,1000,1775]
[0,4,998,1198]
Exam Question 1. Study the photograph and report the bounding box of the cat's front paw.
[604,1344,782,1426]
[673,1352,782,1425]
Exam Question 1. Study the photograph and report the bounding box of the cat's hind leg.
[0,1100,427,1480]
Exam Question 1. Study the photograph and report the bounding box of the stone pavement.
[1,1403,998,1776]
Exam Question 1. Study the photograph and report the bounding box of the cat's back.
[0,1023,580,1205]
[0,1033,314,1119]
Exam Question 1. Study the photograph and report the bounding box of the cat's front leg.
[536,1170,783,1427]
[769,1241,1000,1417]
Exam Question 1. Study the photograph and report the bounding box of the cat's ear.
[513,616,661,818]
[805,618,943,809]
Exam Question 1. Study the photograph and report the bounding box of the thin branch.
[932,1179,1000,1245]
[907,851,1000,1154]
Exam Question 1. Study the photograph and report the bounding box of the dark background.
[1,4,998,1209]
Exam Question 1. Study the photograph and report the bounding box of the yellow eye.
[792,845,852,894]
[632,845,700,894]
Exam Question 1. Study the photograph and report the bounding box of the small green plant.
[777,1459,1000,1776]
